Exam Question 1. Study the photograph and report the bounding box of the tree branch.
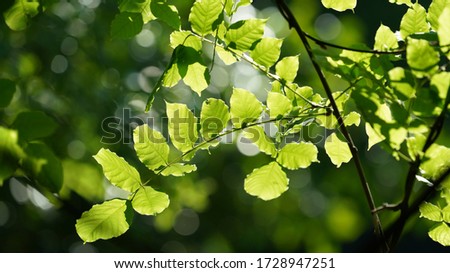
[275,0,388,251]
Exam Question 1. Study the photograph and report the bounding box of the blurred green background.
[0,0,448,252]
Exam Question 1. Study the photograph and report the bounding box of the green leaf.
[76,199,131,243]
[250,38,283,69]
[189,0,223,35]
[230,88,263,128]
[275,56,299,82]
[437,7,450,48]
[365,123,386,150]
[133,125,169,171]
[170,31,203,51]
[177,46,210,94]
[427,0,450,30]
[118,0,150,12]
[4,0,39,31]
[374,24,398,51]
[431,72,450,100]
[150,1,180,30]
[225,19,266,51]
[325,133,352,167]
[389,0,412,6]
[215,46,238,65]
[428,223,450,246]
[61,160,105,202]
[244,162,289,201]
[321,0,357,12]
[11,111,58,142]
[22,142,63,193]
[110,12,143,40]
[267,92,292,119]
[388,67,416,100]
[0,127,25,184]
[160,163,197,177]
[276,142,319,170]
[421,144,450,181]
[93,148,141,192]
[242,126,277,157]
[419,202,443,222]
[0,79,16,107]
[443,206,450,223]
[200,98,230,141]
[132,186,170,216]
[344,112,361,127]
[166,102,198,153]
[406,38,440,78]
[400,3,429,38]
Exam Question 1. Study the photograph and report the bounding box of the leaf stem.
[275,0,388,251]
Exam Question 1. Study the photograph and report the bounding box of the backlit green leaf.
[389,0,412,6]
[321,0,357,12]
[133,125,169,171]
[406,38,440,78]
[400,3,428,38]
[443,206,450,223]
[427,0,450,30]
[437,7,450,48]
[170,31,203,51]
[76,199,131,243]
[374,24,398,51]
[365,123,385,150]
[250,38,283,69]
[428,223,450,246]
[230,88,263,128]
[189,0,223,35]
[276,56,299,82]
[244,162,289,201]
[200,98,230,141]
[388,67,416,100]
[421,144,450,181]
[160,163,197,177]
[0,79,16,107]
[216,46,238,65]
[176,46,210,94]
[420,202,443,222]
[325,133,352,167]
[166,102,198,153]
[110,12,144,39]
[4,0,39,31]
[431,72,450,100]
[344,112,361,127]
[132,186,169,215]
[118,0,149,12]
[225,19,266,51]
[242,126,277,157]
[151,1,180,30]
[276,142,319,170]
[93,148,141,192]
[267,92,292,119]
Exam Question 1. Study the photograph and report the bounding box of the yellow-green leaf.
[230,88,263,128]
[276,142,319,170]
[428,223,450,246]
[325,133,352,167]
[244,162,289,201]
[242,126,277,157]
[93,148,141,192]
[133,125,169,171]
[132,186,170,215]
[166,102,198,153]
[250,38,283,69]
[321,0,357,12]
[76,199,131,243]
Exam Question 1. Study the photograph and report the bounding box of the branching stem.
[275,0,388,251]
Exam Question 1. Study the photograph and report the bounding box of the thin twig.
[275,0,388,252]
